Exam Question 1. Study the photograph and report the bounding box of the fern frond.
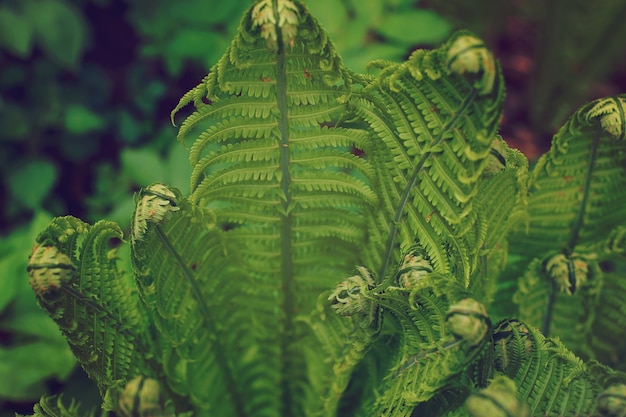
[510,95,626,257]
[467,139,529,302]
[353,31,506,287]
[131,188,278,417]
[300,298,382,417]
[464,375,529,417]
[512,255,600,358]
[18,396,98,417]
[587,269,626,367]
[29,217,152,396]
[502,94,626,361]
[169,3,378,415]
[345,274,489,417]
[493,319,605,416]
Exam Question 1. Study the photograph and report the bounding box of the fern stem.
[542,283,556,337]
[565,125,601,251]
[154,226,248,417]
[273,0,296,414]
[378,90,478,282]
[542,126,601,337]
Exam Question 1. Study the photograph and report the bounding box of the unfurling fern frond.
[595,384,626,417]
[510,95,626,258]
[491,318,626,416]
[328,266,377,323]
[17,396,99,417]
[131,183,181,248]
[446,298,491,347]
[117,377,174,417]
[501,94,626,362]
[463,375,529,417]
[130,188,276,416]
[353,31,506,287]
[395,243,434,289]
[27,245,75,296]
[29,217,153,397]
[346,273,489,417]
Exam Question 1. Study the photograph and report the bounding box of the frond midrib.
[378,89,478,282]
[565,126,601,251]
[273,3,296,414]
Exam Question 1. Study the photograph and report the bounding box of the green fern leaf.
[352,31,506,287]
[511,95,626,257]
[512,255,599,359]
[345,273,489,417]
[130,185,278,417]
[17,395,98,417]
[503,94,626,360]
[301,299,381,417]
[589,270,626,367]
[169,2,378,415]
[493,319,606,416]
[466,138,528,303]
[28,216,153,396]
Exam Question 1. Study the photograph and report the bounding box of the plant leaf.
[130,186,273,416]
[0,342,75,401]
[170,3,378,415]
[378,10,451,45]
[353,31,506,286]
[8,159,57,210]
[26,0,85,69]
[31,217,154,397]
[505,95,626,359]
[64,105,105,134]
[0,6,33,56]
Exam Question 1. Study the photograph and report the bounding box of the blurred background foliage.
[0,0,625,415]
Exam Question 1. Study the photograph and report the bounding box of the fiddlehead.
[490,318,625,416]
[131,183,181,248]
[464,375,529,417]
[328,266,377,325]
[544,251,597,295]
[117,377,174,417]
[596,384,626,417]
[396,244,434,289]
[27,245,75,297]
[446,298,491,347]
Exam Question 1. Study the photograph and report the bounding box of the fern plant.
[21,1,626,416]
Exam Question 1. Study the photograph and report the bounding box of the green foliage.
[7,161,58,211]
[0,0,451,235]
[12,1,626,417]
[495,95,626,368]
[306,0,451,72]
[16,396,101,417]
[0,0,85,67]
[0,213,75,403]
[127,0,251,76]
